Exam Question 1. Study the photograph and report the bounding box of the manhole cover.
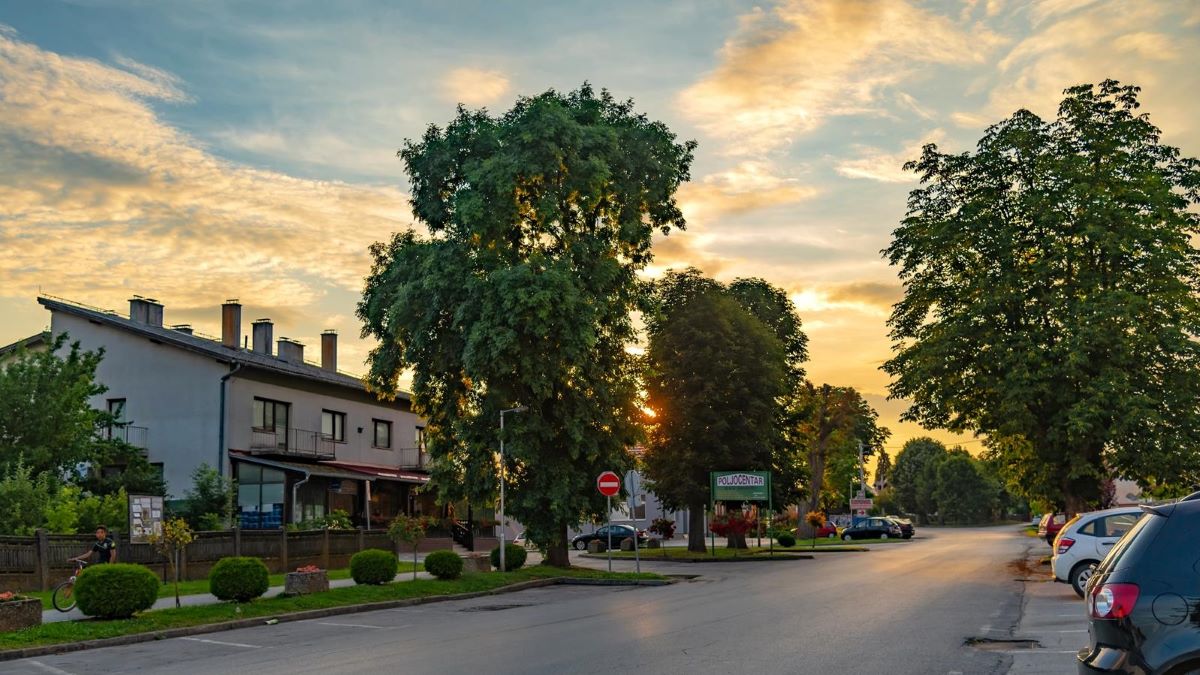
[965,637,1041,652]
[459,604,531,612]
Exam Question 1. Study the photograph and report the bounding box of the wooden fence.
[0,529,456,591]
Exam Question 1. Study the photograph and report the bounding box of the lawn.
[1,565,664,652]
[29,562,421,610]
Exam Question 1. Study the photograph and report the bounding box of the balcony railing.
[105,425,148,450]
[249,427,336,459]
[395,447,427,469]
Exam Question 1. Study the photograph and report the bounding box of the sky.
[1,0,1198,458]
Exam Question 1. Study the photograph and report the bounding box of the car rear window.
[1096,512,1164,573]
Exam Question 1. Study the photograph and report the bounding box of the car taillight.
[1089,583,1139,620]
[1056,537,1075,555]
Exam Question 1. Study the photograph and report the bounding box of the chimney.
[129,297,164,327]
[171,324,193,335]
[221,300,241,349]
[320,330,337,372]
[252,319,274,356]
[276,338,304,363]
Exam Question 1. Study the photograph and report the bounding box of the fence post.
[234,526,242,557]
[280,528,289,572]
[321,528,330,570]
[35,529,50,591]
[357,528,364,553]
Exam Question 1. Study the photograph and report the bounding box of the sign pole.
[629,473,640,574]
[709,472,715,557]
[606,495,612,572]
[768,472,774,557]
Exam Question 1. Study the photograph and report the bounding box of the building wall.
[51,313,226,497]
[226,375,424,467]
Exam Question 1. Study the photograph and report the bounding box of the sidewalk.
[1006,549,1089,673]
[44,570,436,624]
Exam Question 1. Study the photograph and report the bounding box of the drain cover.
[459,603,531,612]
[965,637,1041,652]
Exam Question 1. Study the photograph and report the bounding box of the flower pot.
[284,570,329,595]
[0,597,41,632]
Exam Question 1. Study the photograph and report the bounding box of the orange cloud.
[441,67,510,106]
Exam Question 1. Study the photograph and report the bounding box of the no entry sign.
[596,471,621,497]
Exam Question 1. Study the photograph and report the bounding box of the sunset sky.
[2,1,1198,457]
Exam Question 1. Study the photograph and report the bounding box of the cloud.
[835,129,945,183]
[678,0,1004,154]
[0,26,412,318]
[441,67,510,107]
[677,161,818,225]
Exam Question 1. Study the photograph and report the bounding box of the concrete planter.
[0,597,41,632]
[462,555,491,573]
[284,570,329,596]
[586,540,606,554]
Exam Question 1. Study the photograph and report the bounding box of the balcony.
[395,447,427,469]
[105,424,148,451]
[249,427,336,460]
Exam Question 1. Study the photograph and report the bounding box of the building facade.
[37,295,430,530]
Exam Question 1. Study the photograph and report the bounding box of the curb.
[0,576,670,662]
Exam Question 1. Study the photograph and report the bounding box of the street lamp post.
[499,405,527,573]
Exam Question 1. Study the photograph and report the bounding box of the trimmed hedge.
[74,563,159,619]
[489,544,527,571]
[776,533,797,548]
[209,556,270,602]
[423,550,464,580]
[350,549,398,585]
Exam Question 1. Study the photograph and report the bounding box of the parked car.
[815,521,840,539]
[571,524,647,551]
[1077,492,1200,674]
[1050,507,1142,597]
[840,517,903,541]
[1037,512,1067,545]
[883,516,915,539]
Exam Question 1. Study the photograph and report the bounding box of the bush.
[209,556,269,602]
[776,533,797,548]
[350,549,398,585]
[423,550,464,580]
[489,544,527,571]
[74,563,159,619]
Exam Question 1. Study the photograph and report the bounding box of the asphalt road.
[6,527,1029,675]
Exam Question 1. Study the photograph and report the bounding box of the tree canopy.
[884,80,1200,511]
[358,84,696,565]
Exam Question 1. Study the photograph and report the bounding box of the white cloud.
[441,67,510,107]
[835,129,946,183]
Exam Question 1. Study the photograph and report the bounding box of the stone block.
[586,539,606,554]
[284,571,329,595]
[0,597,40,632]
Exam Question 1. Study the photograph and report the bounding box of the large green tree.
[794,384,889,518]
[933,450,996,525]
[642,289,787,552]
[884,81,1200,512]
[359,85,695,566]
[891,437,948,524]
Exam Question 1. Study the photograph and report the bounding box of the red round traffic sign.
[596,471,621,497]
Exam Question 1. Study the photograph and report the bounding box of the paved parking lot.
[1006,548,1088,674]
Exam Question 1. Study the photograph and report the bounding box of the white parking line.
[28,662,76,675]
[180,637,261,649]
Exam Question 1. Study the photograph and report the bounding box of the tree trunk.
[687,505,707,553]
[805,443,827,515]
[725,532,748,549]
[544,521,570,568]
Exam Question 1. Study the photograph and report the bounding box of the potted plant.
[284,564,329,595]
[0,591,41,631]
[805,511,826,550]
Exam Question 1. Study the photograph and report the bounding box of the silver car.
[1049,506,1142,597]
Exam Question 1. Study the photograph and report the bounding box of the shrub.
[776,533,797,548]
[350,549,398,585]
[423,550,464,580]
[648,518,676,540]
[489,544,526,571]
[74,563,159,619]
[209,556,270,602]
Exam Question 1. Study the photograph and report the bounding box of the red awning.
[318,460,430,484]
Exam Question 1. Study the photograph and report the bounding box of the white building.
[35,295,430,529]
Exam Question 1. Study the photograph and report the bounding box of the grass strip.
[1,566,663,652]
[30,563,420,610]
[596,539,896,559]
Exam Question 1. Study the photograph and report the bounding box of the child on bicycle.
[70,525,118,564]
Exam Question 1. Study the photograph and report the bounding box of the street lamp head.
[502,405,528,414]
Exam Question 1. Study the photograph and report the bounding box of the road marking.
[28,662,76,675]
[180,637,261,649]
[316,622,386,629]
[1053,629,1088,633]
[999,650,1079,654]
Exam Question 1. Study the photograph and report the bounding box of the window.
[1102,514,1139,538]
[415,426,426,451]
[373,419,392,449]
[322,410,346,442]
[236,463,286,529]
[1079,519,1100,536]
[253,397,290,450]
[106,398,126,439]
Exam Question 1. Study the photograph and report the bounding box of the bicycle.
[51,560,87,612]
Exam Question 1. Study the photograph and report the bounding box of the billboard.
[129,494,164,543]
[711,471,771,502]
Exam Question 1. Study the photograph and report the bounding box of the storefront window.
[237,463,286,528]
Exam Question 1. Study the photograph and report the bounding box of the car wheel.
[1070,561,1097,598]
[827,532,836,539]
[574,539,588,551]
[842,534,852,541]
[880,533,889,540]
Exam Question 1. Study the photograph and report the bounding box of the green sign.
[711,471,771,502]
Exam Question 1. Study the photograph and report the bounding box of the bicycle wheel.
[51,580,76,612]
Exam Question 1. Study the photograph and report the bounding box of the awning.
[230,452,377,481]
[319,460,430,484]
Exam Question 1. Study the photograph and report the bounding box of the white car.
[1050,506,1143,597]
